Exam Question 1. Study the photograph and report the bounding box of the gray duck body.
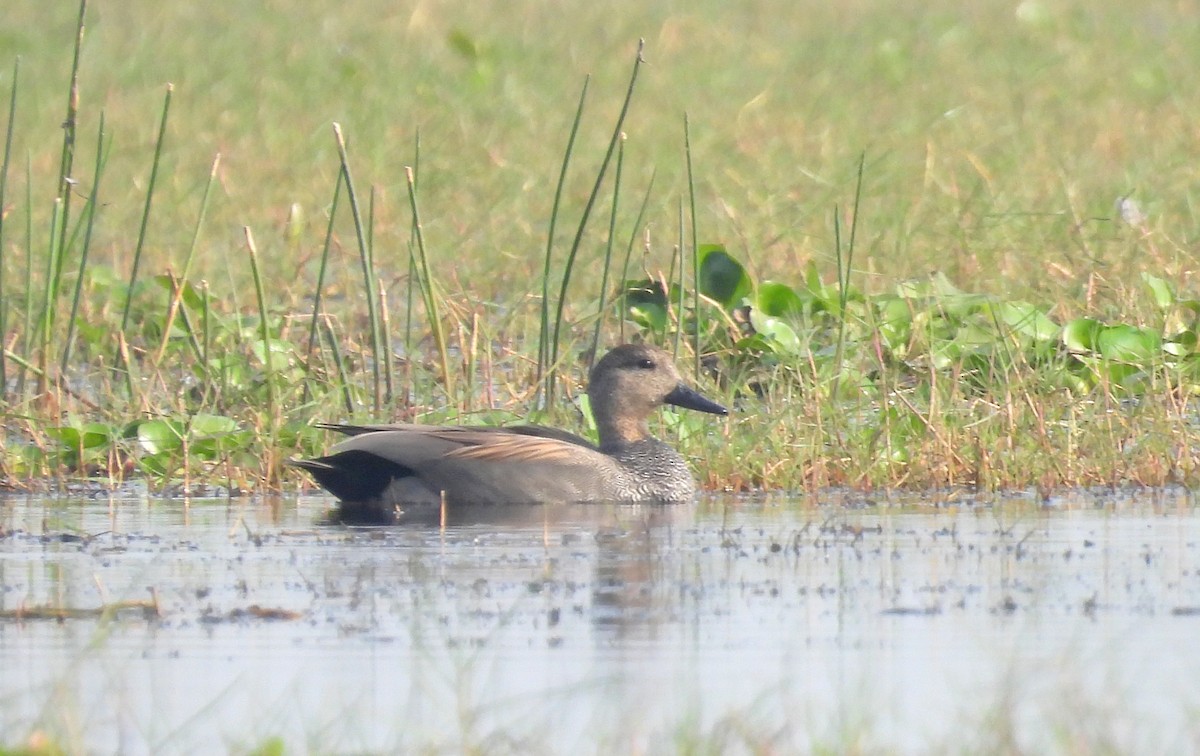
[290,344,727,523]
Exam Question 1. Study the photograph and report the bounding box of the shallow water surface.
[2,492,1199,753]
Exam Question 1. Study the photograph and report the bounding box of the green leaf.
[1096,324,1160,362]
[1142,272,1174,310]
[697,244,752,310]
[756,281,806,317]
[748,307,802,354]
[997,301,1059,342]
[1062,318,1103,353]
[137,419,184,455]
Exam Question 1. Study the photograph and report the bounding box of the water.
[2,492,1200,754]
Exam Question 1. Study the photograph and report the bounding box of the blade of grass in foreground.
[332,122,382,414]
[61,111,108,377]
[0,57,20,395]
[549,39,645,400]
[830,153,865,401]
[154,153,219,366]
[405,165,451,401]
[673,197,684,358]
[37,197,64,395]
[117,83,173,372]
[244,226,278,430]
[538,75,589,406]
[617,170,655,343]
[588,134,625,372]
[684,113,700,379]
[404,129,420,358]
[49,0,88,310]
[18,153,33,396]
[302,166,343,404]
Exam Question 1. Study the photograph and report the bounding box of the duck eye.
[636,358,655,370]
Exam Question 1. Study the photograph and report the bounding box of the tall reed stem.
[61,112,107,376]
[0,58,20,394]
[588,135,625,371]
[538,76,589,405]
[548,39,645,400]
[303,166,343,402]
[405,165,452,399]
[617,171,655,343]
[154,152,219,366]
[50,0,88,310]
[684,113,700,378]
[117,84,173,356]
[332,122,382,413]
[243,226,277,422]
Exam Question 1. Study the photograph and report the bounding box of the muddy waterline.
[2,491,1198,753]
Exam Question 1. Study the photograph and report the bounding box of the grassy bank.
[1,0,1199,495]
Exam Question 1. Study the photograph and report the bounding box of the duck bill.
[664,383,728,416]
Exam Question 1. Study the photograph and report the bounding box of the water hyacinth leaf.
[1096,324,1160,362]
[47,422,115,450]
[81,423,118,449]
[622,279,670,332]
[193,429,251,459]
[1142,272,1174,310]
[756,281,806,317]
[190,414,239,437]
[46,426,81,448]
[997,301,1058,342]
[1101,361,1149,391]
[137,419,185,454]
[697,244,752,310]
[1062,318,1103,353]
[748,306,801,354]
[875,296,913,352]
[628,303,668,333]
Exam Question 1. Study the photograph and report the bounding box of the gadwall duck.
[291,344,727,522]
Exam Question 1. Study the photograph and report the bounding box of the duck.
[290,343,728,523]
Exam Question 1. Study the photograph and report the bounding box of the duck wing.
[291,425,618,508]
[315,422,598,450]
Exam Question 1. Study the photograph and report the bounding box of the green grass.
[2,0,1200,494]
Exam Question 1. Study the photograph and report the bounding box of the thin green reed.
[321,316,354,415]
[200,280,211,403]
[830,154,865,401]
[0,57,19,393]
[18,154,33,395]
[404,129,420,358]
[684,113,700,379]
[588,135,625,372]
[548,39,645,400]
[155,153,219,366]
[673,198,684,357]
[367,185,394,402]
[303,167,343,401]
[616,170,656,343]
[243,226,277,421]
[38,198,64,391]
[51,0,87,307]
[332,122,382,413]
[37,81,79,367]
[404,165,452,399]
[117,84,173,352]
[538,75,589,406]
[61,112,108,376]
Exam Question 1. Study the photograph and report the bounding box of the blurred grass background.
[3,0,1200,492]
[4,0,1197,309]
